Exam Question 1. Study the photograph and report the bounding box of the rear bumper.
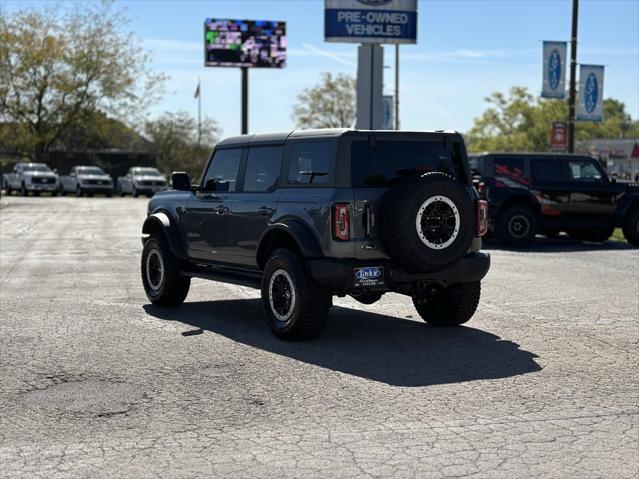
[306,252,491,294]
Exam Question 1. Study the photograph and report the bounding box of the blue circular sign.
[584,72,598,113]
[548,49,561,90]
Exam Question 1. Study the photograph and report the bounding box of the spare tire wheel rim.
[269,269,296,323]
[508,214,530,238]
[146,248,165,291]
[415,195,461,250]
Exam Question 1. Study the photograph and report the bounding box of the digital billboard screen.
[204,19,287,68]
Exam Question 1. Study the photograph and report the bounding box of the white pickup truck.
[116,167,168,197]
[2,163,59,196]
[59,166,114,197]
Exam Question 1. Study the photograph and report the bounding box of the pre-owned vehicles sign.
[325,0,417,44]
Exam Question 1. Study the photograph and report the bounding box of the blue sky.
[4,0,638,137]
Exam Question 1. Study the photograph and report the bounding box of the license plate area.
[353,266,384,288]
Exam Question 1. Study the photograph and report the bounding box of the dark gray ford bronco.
[141,129,490,340]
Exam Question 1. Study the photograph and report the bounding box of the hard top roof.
[470,152,593,158]
[215,129,462,148]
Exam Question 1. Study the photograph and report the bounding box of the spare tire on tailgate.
[380,172,474,273]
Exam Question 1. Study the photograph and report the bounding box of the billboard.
[577,65,604,122]
[204,19,286,68]
[541,41,567,99]
[325,0,417,44]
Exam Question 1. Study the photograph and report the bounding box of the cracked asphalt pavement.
[1,196,637,478]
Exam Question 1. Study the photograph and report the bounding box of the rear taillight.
[476,200,488,237]
[332,203,350,241]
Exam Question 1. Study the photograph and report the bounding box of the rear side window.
[243,146,284,192]
[493,157,524,181]
[288,141,332,185]
[203,148,242,191]
[531,158,565,182]
[351,140,460,187]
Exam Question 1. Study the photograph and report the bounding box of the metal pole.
[197,77,202,148]
[395,44,399,130]
[568,0,579,153]
[241,67,248,134]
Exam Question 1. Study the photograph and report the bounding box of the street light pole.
[567,0,579,153]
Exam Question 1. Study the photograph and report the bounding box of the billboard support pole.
[395,44,399,130]
[241,67,248,135]
[567,0,579,153]
[197,77,202,147]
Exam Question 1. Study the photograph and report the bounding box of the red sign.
[551,121,568,150]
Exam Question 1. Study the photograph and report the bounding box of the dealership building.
[576,138,639,179]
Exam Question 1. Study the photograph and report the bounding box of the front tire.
[568,226,614,243]
[413,282,481,327]
[141,236,191,306]
[622,208,639,246]
[261,249,331,340]
[496,205,538,246]
[76,186,83,197]
[21,183,28,196]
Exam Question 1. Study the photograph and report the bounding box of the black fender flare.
[256,221,324,269]
[142,211,188,259]
[616,195,639,221]
[495,190,541,218]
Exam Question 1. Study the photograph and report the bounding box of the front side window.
[203,148,242,191]
[568,160,603,182]
[288,141,332,185]
[531,158,565,182]
[351,140,459,187]
[243,146,284,192]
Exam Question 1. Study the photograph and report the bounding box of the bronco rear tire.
[496,205,538,246]
[413,282,481,327]
[622,208,639,246]
[141,236,190,306]
[261,248,331,340]
[380,172,475,273]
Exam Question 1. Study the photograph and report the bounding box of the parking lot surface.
[0,196,637,478]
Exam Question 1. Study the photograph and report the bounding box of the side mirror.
[172,172,191,191]
[610,177,616,184]
[203,178,229,192]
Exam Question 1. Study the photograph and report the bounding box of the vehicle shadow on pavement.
[143,300,541,387]
[484,237,634,253]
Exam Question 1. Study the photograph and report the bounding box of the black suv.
[470,152,639,246]
[141,130,490,340]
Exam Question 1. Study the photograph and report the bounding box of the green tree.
[292,72,356,129]
[0,2,165,160]
[145,111,221,180]
[466,86,639,152]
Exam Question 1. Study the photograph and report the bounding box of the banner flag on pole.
[541,41,567,99]
[577,65,604,122]
[194,80,200,99]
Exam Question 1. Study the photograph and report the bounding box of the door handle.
[257,207,274,216]
[215,206,229,215]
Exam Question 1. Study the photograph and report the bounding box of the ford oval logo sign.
[356,0,394,5]
[548,48,561,90]
[584,72,598,113]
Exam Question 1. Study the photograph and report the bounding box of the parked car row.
[1,164,168,198]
